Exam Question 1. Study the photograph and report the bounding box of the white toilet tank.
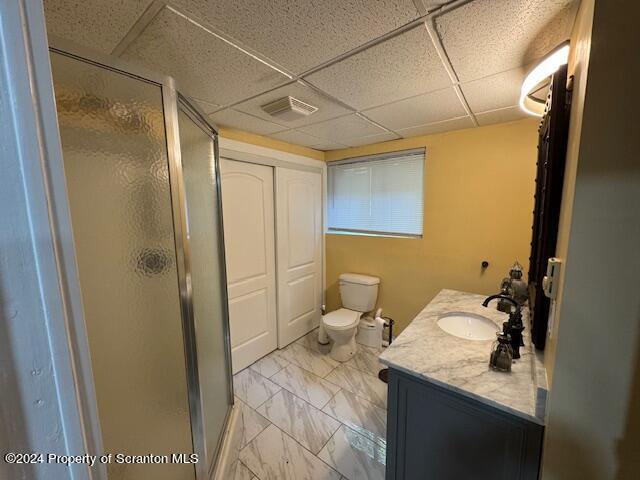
[339,273,380,312]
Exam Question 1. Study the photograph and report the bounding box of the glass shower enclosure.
[49,43,232,480]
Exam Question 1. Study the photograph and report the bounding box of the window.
[327,148,425,237]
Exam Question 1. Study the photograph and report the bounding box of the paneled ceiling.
[44,0,579,151]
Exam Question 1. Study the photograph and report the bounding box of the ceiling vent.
[261,96,318,121]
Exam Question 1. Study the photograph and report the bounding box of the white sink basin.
[437,312,498,341]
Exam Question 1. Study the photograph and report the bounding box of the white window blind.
[327,148,424,237]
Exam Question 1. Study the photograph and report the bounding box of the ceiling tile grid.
[44,0,154,53]
[270,130,348,151]
[171,0,422,74]
[396,115,476,137]
[415,1,462,15]
[208,109,288,135]
[342,131,401,148]
[434,0,579,82]
[475,106,530,126]
[299,114,390,142]
[118,6,290,106]
[44,0,580,150]
[460,63,534,114]
[190,98,221,114]
[304,24,451,110]
[363,87,467,131]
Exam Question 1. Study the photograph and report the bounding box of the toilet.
[319,273,380,362]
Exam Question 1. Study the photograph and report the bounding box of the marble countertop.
[379,289,548,425]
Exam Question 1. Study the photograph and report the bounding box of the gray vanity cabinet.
[386,369,544,480]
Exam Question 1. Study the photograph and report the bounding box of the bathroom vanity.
[379,290,547,480]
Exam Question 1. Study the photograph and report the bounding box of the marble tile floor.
[231,328,388,480]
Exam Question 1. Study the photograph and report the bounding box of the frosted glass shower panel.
[177,106,232,468]
[50,52,194,480]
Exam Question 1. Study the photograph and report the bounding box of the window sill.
[326,230,422,240]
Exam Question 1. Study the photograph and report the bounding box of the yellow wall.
[325,118,539,333]
[219,127,324,161]
[542,0,594,386]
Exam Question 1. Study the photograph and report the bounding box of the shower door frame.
[173,94,236,476]
[48,37,234,480]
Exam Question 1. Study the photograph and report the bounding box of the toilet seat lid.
[323,308,360,328]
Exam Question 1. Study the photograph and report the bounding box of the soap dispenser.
[489,333,513,372]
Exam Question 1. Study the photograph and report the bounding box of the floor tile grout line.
[248,349,290,379]
[241,349,385,408]
[342,388,388,415]
[261,422,343,477]
[340,422,389,459]
[272,354,386,410]
[315,423,341,460]
[264,385,355,457]
[262,382,385,452]
[321,393,388,449]
[266,362,289,379]
[256,384,347,458]
[322,362,340,379]
[238,458,261,480]
[251,386,281,412]
[237,336,389,476]
[281,342,340,378]
[326,373,386,410]
[240,405,272,449]
[246,375,382,446]
[316,423,387,480]
[318,386,343,411]
[271,377,341,413]
[342,361,384,379]
[278,360,343,392]
[234,367,283,410]
[233,395,274,450]
[344,354,383,378]
[241,420,272,451]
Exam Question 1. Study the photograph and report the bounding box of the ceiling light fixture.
[519,41,570,117]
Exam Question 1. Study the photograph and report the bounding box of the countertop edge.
[378,288,548,426]
[380,357,545,426]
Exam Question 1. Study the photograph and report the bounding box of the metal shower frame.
[48,37,234,480]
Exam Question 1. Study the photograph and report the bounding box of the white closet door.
[275,168,323,347]
[221,159,277,373]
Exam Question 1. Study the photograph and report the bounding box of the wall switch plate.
[542,257,563,299]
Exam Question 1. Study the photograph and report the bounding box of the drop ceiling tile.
[305,25,451,110]
[435,0,578,81]
[475,106,530,126]
[418,1,457,14]
[461,65,533,114]
[209,109,287,135]
[298,114,388,142]
[172,0,421,73]
[234,81,353,128]
[44,0,153,53]
[396,116,475,137]
[190,98,221,115]
[270,130,347,150]
[363,87,466,130]
[119,6,290,106]
[342,132,401,147]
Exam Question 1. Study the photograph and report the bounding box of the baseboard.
[210,402,242,480]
